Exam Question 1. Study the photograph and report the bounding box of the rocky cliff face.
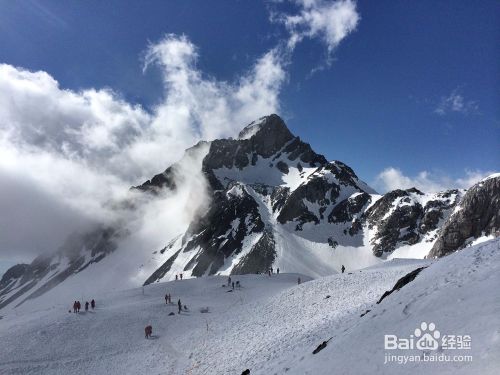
[428,175,500,258]
[364,188,462,257]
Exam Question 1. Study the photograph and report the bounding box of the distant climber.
[165,294,169,304]
[227,276,231,287]
[178,299,182,314]
[91,299,95,309]
[180,273,183,280]
[73,301,77,313]
[236,281,240,288]
[297,277,301,285]
[76,301,81,313]
[85,301,89,312]
[277,268,280,274]
[232,282,235,290]
[145,325,152,339]
[341,265,345,274]
[175,274,178,281]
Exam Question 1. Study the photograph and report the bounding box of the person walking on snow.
[277,268,280,274]
[73,301,77,313]
[91,299,95,309]
[232,282,235,290]
[165,293,169,304]
[341,265,345,274]
[227,276,231,287]
[76,301,81,313]
[297,277,301,285]
[85,301,89,312]
[178,299,182,314]
[175,274,178,281]
[180,273,183,280]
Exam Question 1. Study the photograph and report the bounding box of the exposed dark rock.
[0,264,29,290]
[328,193,371,224]
[364,188,460,257]
[180,186,265,277]
[312,337,333,354]
[134,141,210,193]
[419,190,460,235]
[231,230,276,275]
[271,186,290,213]
[277,176,339,226]
[429,176,500,257]
[283,138,327,166]
[134,167,176,193]
[377,267,427,304]
[276,160,289,174]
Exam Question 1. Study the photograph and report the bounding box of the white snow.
[1,238,498,374]
[480,173,500,182]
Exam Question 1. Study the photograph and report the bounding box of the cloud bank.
[0,34,287,263]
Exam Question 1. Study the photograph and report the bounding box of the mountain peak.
[238,114,293,143]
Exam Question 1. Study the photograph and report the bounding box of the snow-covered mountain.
[1,114,498,311]
[1,238,499,374]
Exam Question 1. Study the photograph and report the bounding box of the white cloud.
[0,34,287,262]
[434,89,478,116]
[373,167,496,193]
[279,0,360,51]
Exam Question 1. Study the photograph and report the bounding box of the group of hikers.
[72,299,95,313]
[146,292,187,338]
[146,266,348,340]
[226,276,241,290]
[267,267,279,276]
[164,292,186,314]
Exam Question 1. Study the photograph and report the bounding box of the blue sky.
[1,0,498,186]
[0,1,499,267]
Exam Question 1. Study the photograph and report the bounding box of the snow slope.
[0,239,498,374]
